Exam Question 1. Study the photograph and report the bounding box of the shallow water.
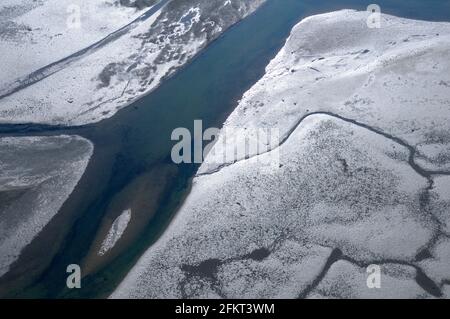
[1,0,450,298]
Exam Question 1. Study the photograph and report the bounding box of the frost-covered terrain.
[0,135,93,277]
[0,0,152,88]
[99,209,132,256]
[113,11,450,299]
[0,0,266,125]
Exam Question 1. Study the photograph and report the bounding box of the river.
[1,0,449,298]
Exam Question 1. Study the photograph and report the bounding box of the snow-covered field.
[0,0,266,125]
[200,9,450,175]
[0,135,93,278]
[0,0,150,88]
[113,11,450,299]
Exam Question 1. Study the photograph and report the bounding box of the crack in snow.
[298,247,443,298]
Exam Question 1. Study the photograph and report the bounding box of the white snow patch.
[98,209,132,256]
[0,0,144,87]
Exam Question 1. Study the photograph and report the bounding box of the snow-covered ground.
[113,11,450,299]
[0,0,150,88]
[200,9,450,175]
[0,0,266,125]
[0,135,93,278]
[99,209,132,256]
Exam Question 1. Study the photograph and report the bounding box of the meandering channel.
[197,111,450,179]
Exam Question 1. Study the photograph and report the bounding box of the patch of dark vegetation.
[98,63,121,88]
[415,248,433,262]
[336,156,349,174]
[181,258,222,280]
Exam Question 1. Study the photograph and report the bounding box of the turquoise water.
[3,0,450,298]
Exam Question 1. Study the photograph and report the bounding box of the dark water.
[2,0,450,298]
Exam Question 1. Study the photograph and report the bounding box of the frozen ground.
[113,11,450,299]
[199,9,450,175]
[99,209,132,256]
[0,135,93,278]
[0,0,266,125]
[0,0,152,88]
